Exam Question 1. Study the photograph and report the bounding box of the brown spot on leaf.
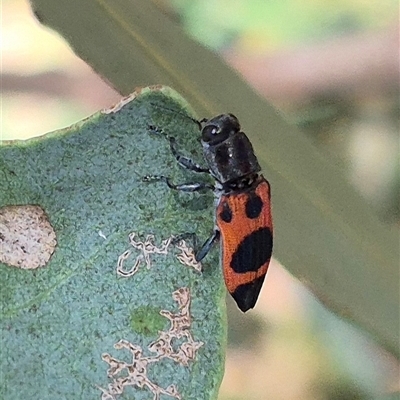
[0,205,57,269]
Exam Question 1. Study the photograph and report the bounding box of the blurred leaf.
[375,394,400,400]
[26,0,400,359]
[170,0,398,50]
[0,87,226,400]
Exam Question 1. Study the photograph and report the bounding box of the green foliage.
[28,0,399,357]
[0,87,226,400]
[2,1,399,398]
[170,0,398,49]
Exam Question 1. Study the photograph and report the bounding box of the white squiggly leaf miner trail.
[99,233,203,399]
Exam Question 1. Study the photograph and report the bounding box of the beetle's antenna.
[149,102,207,129]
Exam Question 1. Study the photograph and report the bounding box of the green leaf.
[28,0,400,358]
[0,87,226,400]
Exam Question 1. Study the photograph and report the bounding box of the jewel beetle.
[144,113,273,312]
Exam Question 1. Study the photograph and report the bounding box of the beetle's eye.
[202,124,231,145]
[201,125,220,142]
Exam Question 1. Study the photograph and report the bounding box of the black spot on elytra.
[231,227,272,273]
[231,274,266,312]
[245,194,263,219]
[219,201,232,223]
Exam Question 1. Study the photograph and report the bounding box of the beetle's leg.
[148,125,209,174]
[172,230,220,262]
[168,137,209,173]
[142,175,214,192]
[195,230,220,261]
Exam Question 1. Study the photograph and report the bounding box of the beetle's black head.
[200,114,261,184]
[201,114,240,145]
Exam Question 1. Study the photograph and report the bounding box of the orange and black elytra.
[143,113,273,312]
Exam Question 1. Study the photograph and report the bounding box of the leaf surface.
[0,87,226,400]
[24,0,400,358]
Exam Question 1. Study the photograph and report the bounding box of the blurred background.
[2,0,399,399]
